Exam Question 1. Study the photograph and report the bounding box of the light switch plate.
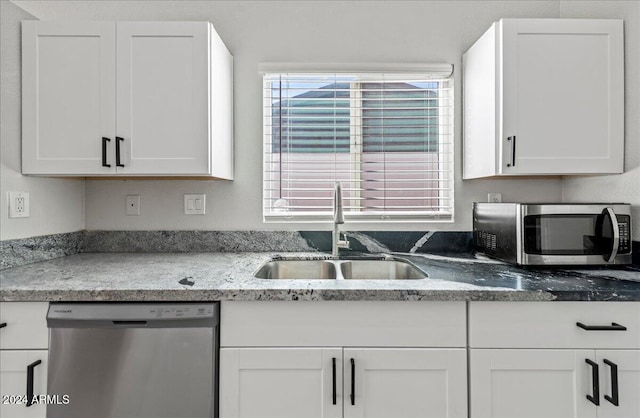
[184,194,206,215]
[8,192,30,218]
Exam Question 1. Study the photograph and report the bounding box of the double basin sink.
[255,256,427,280]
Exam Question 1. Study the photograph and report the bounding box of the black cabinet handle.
[26,359,42,407]
[506,136,516,167]
[603,359,619,406]
[585,359,600,406]
[101,137,111,167]
[116,136,125,167]
[0,322,6,328]
[332,357,337,405]
[350,358,355,406]
[577,322,627,331]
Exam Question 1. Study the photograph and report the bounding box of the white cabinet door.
[0,351,48,418]
[116,22,211,175]
[470,349,597,418]
[597,351,640,418]
[22,21,116,175]
[344,348,467,418]
[501,19,623,175]
[220,347,342,418]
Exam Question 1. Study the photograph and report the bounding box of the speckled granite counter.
[1,252,639,302]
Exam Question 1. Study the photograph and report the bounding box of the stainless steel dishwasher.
[46,303,219,418]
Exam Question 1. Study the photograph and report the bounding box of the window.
[263,67,454,222]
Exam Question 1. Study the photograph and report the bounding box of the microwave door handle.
[603,207,620,262]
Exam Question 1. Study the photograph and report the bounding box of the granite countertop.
[1,252,639,302]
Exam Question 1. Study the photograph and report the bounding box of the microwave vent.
[477,231,497,251]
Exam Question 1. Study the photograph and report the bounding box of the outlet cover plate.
[184,194,206,215]
[126,195,140,216]
[487,193,503,203]
[9,192,30,218]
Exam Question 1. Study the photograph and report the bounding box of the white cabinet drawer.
[0,303,49,350]
[469,302,640,349]
[221,301,466,348]
[0,350,48,418]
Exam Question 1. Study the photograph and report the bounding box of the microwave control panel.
[618,215,630,253]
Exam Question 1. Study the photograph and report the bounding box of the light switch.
[184,194,206,215]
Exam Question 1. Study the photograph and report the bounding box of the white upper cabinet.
[21,22,116,176]
[463,19,624,179]
[22,21,233,178]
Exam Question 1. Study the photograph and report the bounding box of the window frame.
[261,64,455,223]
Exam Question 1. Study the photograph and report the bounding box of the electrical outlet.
[126,195,140,216]
[8,192,30,218]
[184,194,206,215]
[487,193,502,203]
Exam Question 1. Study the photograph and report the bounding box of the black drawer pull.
[603,359,619,406]
[101,137,111,167]
[350,358,355,406]
[577,322,627,331]
[332,357,337,405]
[116,136,125,167]
[585,359,600,406]
[26,359,42,407]
[0,322,7,328]
[506,135,516,167]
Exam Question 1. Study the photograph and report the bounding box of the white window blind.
[263,68,454,222]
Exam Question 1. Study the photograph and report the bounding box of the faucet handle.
[338,232,350,249]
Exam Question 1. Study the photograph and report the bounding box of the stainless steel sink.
[340,260,426,280]
[254,260,337,280]
[254,257,426,280]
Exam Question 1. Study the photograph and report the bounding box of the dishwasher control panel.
[149,305,215,319]
[47,303,219,327]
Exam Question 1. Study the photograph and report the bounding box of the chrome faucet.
[332,182,350,256]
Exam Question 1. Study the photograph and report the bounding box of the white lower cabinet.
[469,302,640,418]
[470,349,640,418]
[220,347,466,418]
[0,302,49,418]
[219,301,468,418]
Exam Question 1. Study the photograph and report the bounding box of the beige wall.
[1,1,85,240]
[4,1,638,237]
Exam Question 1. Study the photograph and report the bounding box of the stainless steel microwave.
[473,203,632,266]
